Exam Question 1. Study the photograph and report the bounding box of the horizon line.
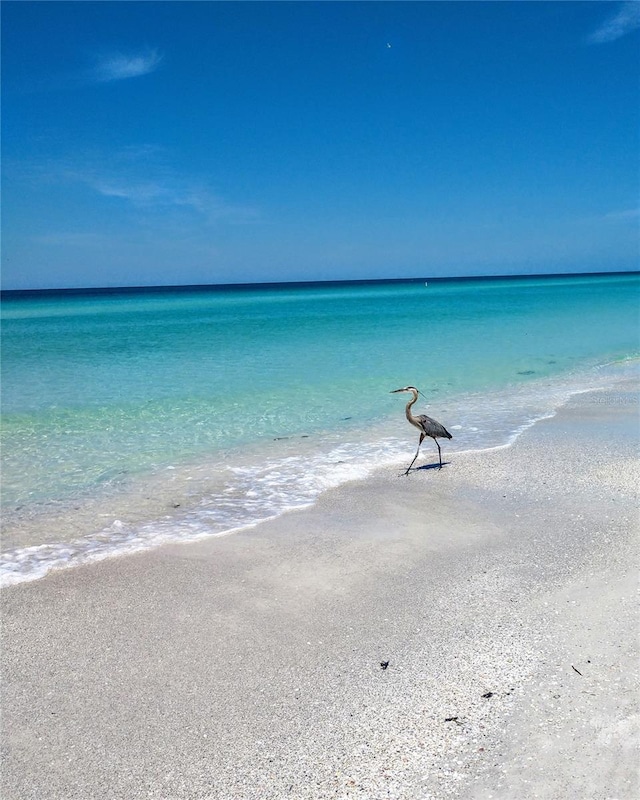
[2,269,638,298]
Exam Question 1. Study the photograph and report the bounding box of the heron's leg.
[435,438,443,469]
[405,433,425,474]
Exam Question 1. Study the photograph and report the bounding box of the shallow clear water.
[2,274,639,584]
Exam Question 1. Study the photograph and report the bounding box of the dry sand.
[2,383,639,800]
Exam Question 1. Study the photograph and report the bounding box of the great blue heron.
[391,386,452,474]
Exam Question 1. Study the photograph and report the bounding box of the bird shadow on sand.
[398,461,451,476]
[416,461,451,471]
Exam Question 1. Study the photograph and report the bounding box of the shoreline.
[2,380,638,798]
[2,360,638,588]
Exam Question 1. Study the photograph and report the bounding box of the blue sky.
[2,1,639,289]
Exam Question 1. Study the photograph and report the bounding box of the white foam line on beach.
[0,516,286,588]
[0,436,427,586]
[2,361,637,588]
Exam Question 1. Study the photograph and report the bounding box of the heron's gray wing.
[416,414,452,439]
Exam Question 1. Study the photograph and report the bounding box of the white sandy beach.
[2,382,638,800]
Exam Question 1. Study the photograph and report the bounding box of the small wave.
[0,443,403,587]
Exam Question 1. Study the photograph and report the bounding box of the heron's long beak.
[390,388,406,394]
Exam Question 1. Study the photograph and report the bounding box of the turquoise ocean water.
[2,273,639,585]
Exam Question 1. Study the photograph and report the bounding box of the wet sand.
[2,383,638,799]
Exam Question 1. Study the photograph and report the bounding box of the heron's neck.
[405,391,419,423]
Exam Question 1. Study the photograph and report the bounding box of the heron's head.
[390,386,419,395]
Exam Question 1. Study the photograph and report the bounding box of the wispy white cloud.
[10,49,163,94]
[86,176,258,224]
[38,147,260,225]
[92,49,163,82]
[588,1,640,44]
[90,178,173,206]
